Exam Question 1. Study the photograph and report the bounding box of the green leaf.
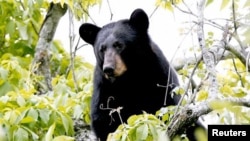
[127,115,138,125]
[196,90,208,101]
[0,82,13,96]
[164,2,174,12]
[17,95,26,107]
[21,126,39,140]
[6,20,15,37]
[220,0,230,10]
[136,124,148,140]
[73,105,83,119]
[16,21,28,40]
[36,0,44,6]
[38,109,51,124]
[12,41,34,56]
[149,124,157,140]
[59,113,73,135]
[158,130,169,141]
[20,116,35,123]
[209,100,233,110]
[27,108,38,121]
[14,108,29,124]
[220,85,234,96]
[206,0,214,7]
[14,127,28,141]
[52,136,74,141]
[208,31,214,37]
[0,124,8,141]
[0,67,8,80]
[53,83,70,95]
[243,0,250,7]
[5,110,18,124]
[45,123,56,141]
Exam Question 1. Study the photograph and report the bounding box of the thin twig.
[170,23,197,63]
[231,55,244,87]
[68,9,79,92]
[106,0,113,21]
[173,0,245,51]
[174,57,202,116]
[82,8,96,24]
[149,6,159,18]
[232,0,244,50]
[188,58,202,103]
[73,37,81,57]
[77,43,89,51]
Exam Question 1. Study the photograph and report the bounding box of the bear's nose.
[103,67,114,77]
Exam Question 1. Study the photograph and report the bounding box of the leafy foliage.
[0,0,48,56]
[51,0,102,20]
[107,113,170,141]
[0,0,95,141]
[155,0,182,11]
[0,41,93,141]
[150,0,250,140]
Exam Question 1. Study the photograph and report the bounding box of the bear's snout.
[103,66,115,77]
[102,48,127,80]
[103,48,116,79]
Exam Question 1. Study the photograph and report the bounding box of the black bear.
[79,9,180,141]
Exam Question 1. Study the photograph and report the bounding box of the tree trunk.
[32,3,67,93]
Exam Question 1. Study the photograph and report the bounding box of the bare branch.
[196,0,218,99]
[174,58,202,116]
[106,0,113,21]
[225,43,250,70]
[81,8,96,25]
[68,8,79,92]
[232,0,244,50]
[173,44,250,72]
[167,96,250,139]
[168,101,210,139]
[231,55,244,87]
[187,58,202,103]
[149,6,159,18]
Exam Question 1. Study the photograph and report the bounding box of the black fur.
[79,9,180,141]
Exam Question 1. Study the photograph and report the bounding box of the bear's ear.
[79,23,101,45]
[129,9,149,32]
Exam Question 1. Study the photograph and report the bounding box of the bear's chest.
[98,77,166,110]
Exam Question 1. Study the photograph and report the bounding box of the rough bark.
[74,119,97,141]
[32,3,67,93]
[196,0,218,99]
[167,96,250,139]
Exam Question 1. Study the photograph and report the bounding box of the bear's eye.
[113,42,123,50]
[100,45,107,52]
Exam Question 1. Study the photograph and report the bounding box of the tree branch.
[167,96,250,139]
[225,43,250,71]
[196,0,218,99]
[68,8,79,92]
[106,0,113,21]
[172,1,250,71]
[32,3,67,93]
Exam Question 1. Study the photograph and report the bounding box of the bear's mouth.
[106,75,116,83]
[102,66,115,81]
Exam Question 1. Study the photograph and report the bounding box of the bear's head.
[79,9,150,81]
